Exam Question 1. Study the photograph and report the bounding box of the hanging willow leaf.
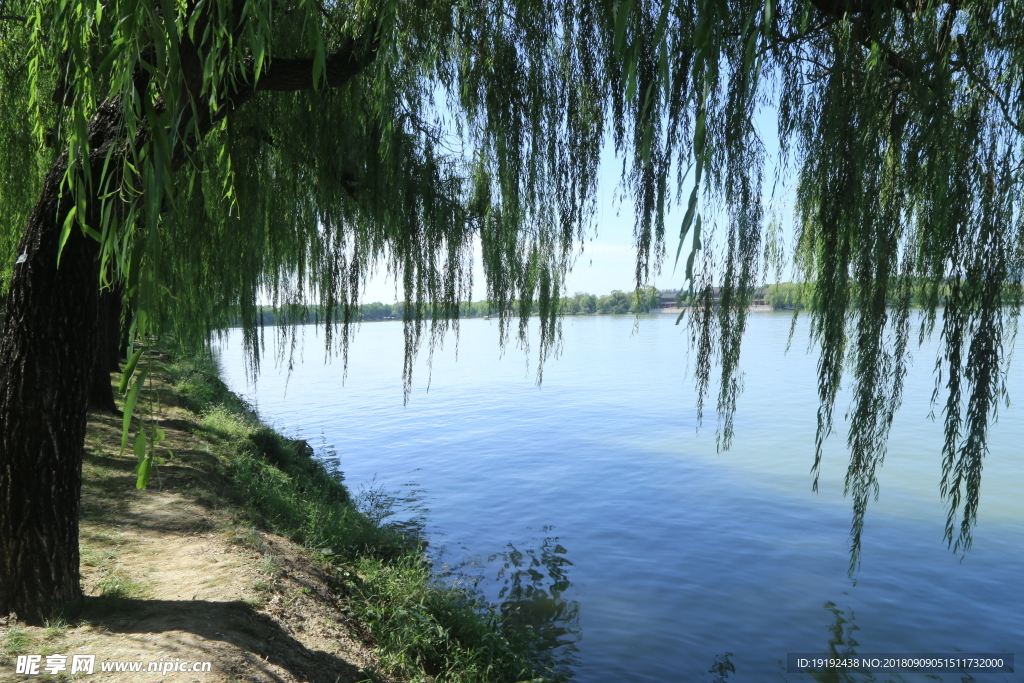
[685,215,702,282]
[134,429,153,489]
[676,185,699,266]
[56,206,77,267]
[118,347,145,394]
[120,368,149,455]
[3,0,1022,577]
[133,429,146,461]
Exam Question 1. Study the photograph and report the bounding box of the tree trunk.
[0,108,116,623]
[88,286,124,414]
[0,41,373,623]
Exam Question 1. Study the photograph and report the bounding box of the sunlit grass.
[227,525,267,554]
[94,571,150,600]
[164,350,558,683]
[0,627,34,657]
[43,618,70,641]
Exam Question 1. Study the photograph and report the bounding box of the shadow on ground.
[66,597,369,683]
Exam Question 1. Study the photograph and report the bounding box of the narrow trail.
[1,367,382,683]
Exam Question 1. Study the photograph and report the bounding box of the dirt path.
[1,379,384,683]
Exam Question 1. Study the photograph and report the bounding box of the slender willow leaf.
[134,430,152,489]
[118,348,145,394]
[120,369,149,455]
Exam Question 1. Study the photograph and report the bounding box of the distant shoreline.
[651,304,776,315]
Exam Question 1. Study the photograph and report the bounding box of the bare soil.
[1,374,386,683]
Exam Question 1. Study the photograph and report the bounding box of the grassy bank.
[169,351,554,683]
[0,349,559,683]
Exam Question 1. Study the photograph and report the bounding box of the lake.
[215,312,1023,682]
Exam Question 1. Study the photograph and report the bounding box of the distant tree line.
[251,282,989,323]
[560,286,663,315]
[765,282,813,310]
[243,286,668,325]
[762,281,992,311]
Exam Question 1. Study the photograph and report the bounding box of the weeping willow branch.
[952,57,1024,135]
[188,38,378,158]
[255,41,375,92]
[3,0,1022,588]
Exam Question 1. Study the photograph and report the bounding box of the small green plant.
[95,571,149,599]
[81,539,122,562]
[79,545,103,568]
[259,556,282,578]
[1,627,35,656]
[43,618,70,641]
[117,348,176,490]
[228,526,266,553]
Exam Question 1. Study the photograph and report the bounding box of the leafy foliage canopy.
[1,0,1022,568]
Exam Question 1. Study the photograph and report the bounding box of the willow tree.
[1,0,1021,621]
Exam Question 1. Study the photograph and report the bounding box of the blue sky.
[360,107,797,304]
[360,144,690,303]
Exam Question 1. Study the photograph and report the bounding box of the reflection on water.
[699,602,1001,683]
[489,530,582,676]
[353,473,431,542]
[707,652,736,682]
[806,601,872,683]
[777,603,988,683]
[351,476,581,679]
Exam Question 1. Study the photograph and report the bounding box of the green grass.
[227,525,267,554]
[1,627,35,657]
[163,350,558,683]
[345,556,550,683]
[42,618,70,641]
[258,556,282,578]
[94,571,149,600]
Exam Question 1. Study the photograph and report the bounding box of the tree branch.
[771,18,839,47]
[808,0,913,18]
[936,0,960,56]
[171,35,377,171]
[802,0,917,78]
[954,59,1024,135]
[255,37,375,92]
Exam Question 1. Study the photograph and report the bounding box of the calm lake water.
[215,312,1023,682]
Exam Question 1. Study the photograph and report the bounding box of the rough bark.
[0,157,102,624]
[87,287,124,414]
